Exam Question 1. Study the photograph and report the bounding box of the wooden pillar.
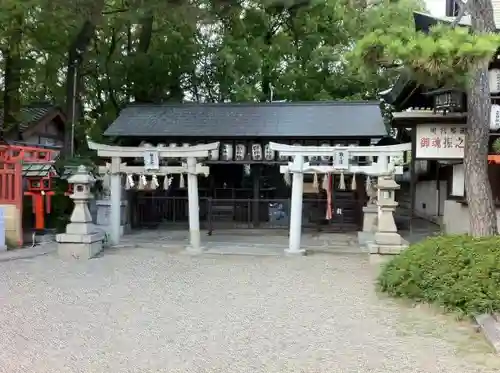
[410,127,417,232]
[110,156,122,246]
[252,165,260,227]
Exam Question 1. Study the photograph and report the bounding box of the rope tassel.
[338,171,346,190]
[351,173,357,191]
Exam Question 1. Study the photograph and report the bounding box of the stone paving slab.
[0,244,56,263]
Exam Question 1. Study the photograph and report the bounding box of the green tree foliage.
[0,0,403,139]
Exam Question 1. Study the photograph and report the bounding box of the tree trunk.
[133,13,154,102]
[63,0,105,156]
[3,15,23,141]
[464,0,498,236]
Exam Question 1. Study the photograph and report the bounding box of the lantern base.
[56,231,104,260]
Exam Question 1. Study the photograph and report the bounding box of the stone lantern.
[56,165,105,260]
[368,175,408,255]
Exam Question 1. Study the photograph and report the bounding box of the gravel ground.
[0,248,499,373]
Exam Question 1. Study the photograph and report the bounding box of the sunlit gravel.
[0,248,498,373]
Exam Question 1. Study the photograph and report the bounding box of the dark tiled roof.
[0,103,59,133]
[104,101,387,138]
[22,163,57,177]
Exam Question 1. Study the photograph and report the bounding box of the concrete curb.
[474,313,500,353]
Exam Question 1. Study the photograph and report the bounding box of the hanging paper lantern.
[251,144,262,160]
[490,69,500,94]
[264,144,275,160]
[209,149,219,160]
[491,104,500,130]
[235,144,246,160]
[222,144,233,160]
[321,142,331,161]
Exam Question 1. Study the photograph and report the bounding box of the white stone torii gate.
[269,142,411,255]
[87,139,219,251]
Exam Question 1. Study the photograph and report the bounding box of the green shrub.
[378,235,500,316]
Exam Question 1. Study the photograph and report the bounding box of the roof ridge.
[125,100,380,108]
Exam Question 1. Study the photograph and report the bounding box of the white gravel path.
[0,248,499,373]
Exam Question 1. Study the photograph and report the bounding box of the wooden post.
[252,164,260,227]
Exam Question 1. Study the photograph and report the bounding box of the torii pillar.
[287,155,307,255]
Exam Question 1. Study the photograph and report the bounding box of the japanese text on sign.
[143,150,160,171]
[416,124,465,159]
[333,150,349,169]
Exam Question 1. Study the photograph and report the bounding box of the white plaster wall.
[423,0,500,27]
[424,0,446,17]
[443,200,500,234]
[494,0,500,28]
[414,180,447,218]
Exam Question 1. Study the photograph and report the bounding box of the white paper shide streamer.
[138,174,147,190]
[163,174,173,190]
[312,173,319,191]
[283,172,291,186]
[151,174,159,190]
[322,173,329,190]
[102,170,111,191]
[179,173,185,188]
[351,173,357,191]
[125,174,135,190]
[338,171,345,190]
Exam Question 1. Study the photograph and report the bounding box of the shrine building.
[102,101,388,233]
[382,11,500,233]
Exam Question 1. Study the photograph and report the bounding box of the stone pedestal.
[368,175,408,255]
[96,199,128,236]
[57,165,104,260]
[358,205,378,247]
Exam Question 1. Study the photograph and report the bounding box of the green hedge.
[378,235,500,316]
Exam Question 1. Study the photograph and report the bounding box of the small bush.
[378,235,500,316]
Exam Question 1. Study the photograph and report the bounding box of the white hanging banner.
[143,150,160,171]
[415,124,466,159]
[332,150,349,170]
[491,104,500,130]
[489,69,500,94]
